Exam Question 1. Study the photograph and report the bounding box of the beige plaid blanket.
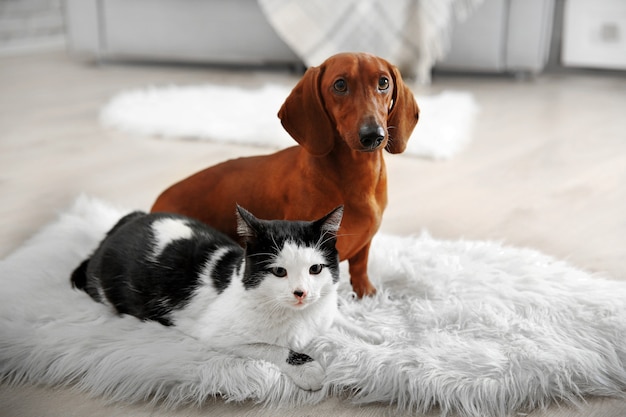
[258,0,483,83]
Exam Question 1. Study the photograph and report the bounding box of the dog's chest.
[337,194,384,255]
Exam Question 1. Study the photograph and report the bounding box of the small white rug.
[100,84,479,160]
[1,196,625,417]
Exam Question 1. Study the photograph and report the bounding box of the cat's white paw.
[286,359,325,391]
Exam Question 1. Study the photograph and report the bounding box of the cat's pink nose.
[293,289,307,301]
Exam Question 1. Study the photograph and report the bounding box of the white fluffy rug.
[2,196,626,417]
[100,84,479,160]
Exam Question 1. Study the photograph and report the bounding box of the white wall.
[0,0,66,54]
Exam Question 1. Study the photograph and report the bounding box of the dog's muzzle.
[359,124,386,150]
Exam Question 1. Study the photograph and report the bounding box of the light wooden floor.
[1,51,625,417]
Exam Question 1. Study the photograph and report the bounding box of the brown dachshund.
[151,52,419,297]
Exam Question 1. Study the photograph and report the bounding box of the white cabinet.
[562,0,626,70]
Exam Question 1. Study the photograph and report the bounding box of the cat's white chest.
[175,279,337,350]
[252,292,337,350]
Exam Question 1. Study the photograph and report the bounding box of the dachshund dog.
[151,52,419,297]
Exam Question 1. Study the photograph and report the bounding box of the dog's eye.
[309,264,324,275]
[333,79,347,93]
[378,76,390,91]
[271,267,287,277]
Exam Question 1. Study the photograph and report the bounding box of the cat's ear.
[316,205,344,236]
[235,205,260,241]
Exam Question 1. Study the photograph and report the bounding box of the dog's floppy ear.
[385,64,420,154]
[278,66,335,156]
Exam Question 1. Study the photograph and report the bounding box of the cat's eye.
[271,267,287,277]
[378,76,390,91]
[309,264,324,275]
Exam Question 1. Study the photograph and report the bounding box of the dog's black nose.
[359,124,385,149]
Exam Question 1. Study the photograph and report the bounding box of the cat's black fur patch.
[210,248,242,294]
[70,211,145,295]
[287,350,314,366]
[70,259,89,291]
[72,212,238,324]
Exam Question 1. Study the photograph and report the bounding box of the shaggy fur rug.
[1,196,625,417]
[99,84,478,160]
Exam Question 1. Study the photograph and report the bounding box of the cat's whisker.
[316,232,338,249]
[270,235,282,256]
[246,252,276,258]
[245,252,278,269]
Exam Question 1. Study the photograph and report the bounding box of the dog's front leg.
[348,242,376,298]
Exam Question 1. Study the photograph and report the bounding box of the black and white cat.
[71,205,378,391]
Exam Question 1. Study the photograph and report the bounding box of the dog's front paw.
[284,351,325,391]
[351,279,377,298]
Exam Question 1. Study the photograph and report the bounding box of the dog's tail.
[71,258,90,290]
